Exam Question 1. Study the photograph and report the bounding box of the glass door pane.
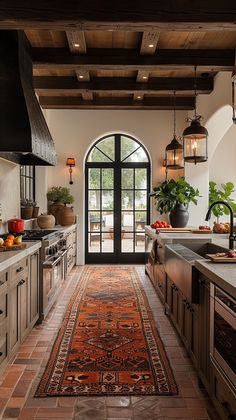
[88,168,114,254]
[121,167,148,254]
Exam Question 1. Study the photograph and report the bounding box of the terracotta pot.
[37,214,55,229]
[48,201,63,224]
[57,206,75,226]
[32,207,39,218]
[21,206,33,220]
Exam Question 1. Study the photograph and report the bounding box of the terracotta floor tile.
[0,266,219,420]
[18,406,38,419]
[12,379,32,398]
[0,372,22,389]
[6,397,26,408]
[2,406,21,418]
[36,407,74,418]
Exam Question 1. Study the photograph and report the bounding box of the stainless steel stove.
[23,229,68,322]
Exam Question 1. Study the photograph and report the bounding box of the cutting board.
[206,254,236,262]
[0,243,27,252]
[156,227,192,233]
[191,229,212,234]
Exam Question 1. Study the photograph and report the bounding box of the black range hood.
[0,31,56,166]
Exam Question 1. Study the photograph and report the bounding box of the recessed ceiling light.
[142,76,148,79]
[148,44,154,48]
[137,96,142,99]
[74,43,80,47]
[78,75,84,79]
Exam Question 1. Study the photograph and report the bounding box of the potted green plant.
[150,176,201,227]
[47,186,75,225]
[209,181,236,223]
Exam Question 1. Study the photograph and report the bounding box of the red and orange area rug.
[35,266,177,397]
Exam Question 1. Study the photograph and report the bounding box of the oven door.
[210,284,236,388]
[43,255,64,310]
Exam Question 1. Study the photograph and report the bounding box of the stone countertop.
[145,225,229,244]
[195,259,236,299]
[0,241,41,272]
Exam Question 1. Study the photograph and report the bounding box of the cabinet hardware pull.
[0,352,2,356]
[0,310,3,315]
[16,266,24,273]
[222,401,235,420]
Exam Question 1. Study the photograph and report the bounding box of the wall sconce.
[66,157,75,184]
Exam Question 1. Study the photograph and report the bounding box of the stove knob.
[48,247,53,256]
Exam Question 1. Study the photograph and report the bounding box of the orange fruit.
[4,239,13,247]
[7,234,15,241]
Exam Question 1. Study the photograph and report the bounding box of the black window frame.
[20,165,36,202]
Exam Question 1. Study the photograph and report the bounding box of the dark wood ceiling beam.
[32,48,236,71]
[66,31,93,101]
[1,1,236,30]
[66,31,87,54]
[135,31,160,100]
[39,96,195,110]
[33,76,213,93]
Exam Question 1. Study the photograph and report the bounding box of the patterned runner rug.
[35,266,177,396]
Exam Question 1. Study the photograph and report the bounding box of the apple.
[227,250,236,258]
[14,235,22,245]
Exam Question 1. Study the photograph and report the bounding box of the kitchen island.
[145,226,236,420]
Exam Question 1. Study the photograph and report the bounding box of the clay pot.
[37,214,55,229]
[21,206,33,220]
[48,201,64,225]
[32,207,39,218]
[57,206,75,226]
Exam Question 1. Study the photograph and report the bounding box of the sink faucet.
[205,200,235,250]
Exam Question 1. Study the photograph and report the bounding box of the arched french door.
[85,134,150,263]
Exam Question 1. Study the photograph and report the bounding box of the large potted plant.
[150,176,201,227]
[47,186,70,224]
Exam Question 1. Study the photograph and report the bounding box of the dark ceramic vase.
[169,203,189,228]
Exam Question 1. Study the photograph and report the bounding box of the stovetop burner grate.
[22,229,58,241]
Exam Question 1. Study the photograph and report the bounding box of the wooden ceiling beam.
[1,1,236,31]
[32,48,236,71]
[33,76,213,94]
[39,96,195,110]
[66,31,87,54]
[66,31,93,101]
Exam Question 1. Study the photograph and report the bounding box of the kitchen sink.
[165,242,229,304]
[183,241,229,257]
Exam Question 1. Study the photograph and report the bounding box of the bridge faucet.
[205,200,235,250]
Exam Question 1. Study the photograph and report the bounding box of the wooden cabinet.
[210,363,236,420]
[198,274,211,390]
[9,257,29,354]
[65,227,77,275]
[1,249,40,367]
[0,271,8,370]
[153,263,166,303]
[166,275,199,369]
[29,251,39,324]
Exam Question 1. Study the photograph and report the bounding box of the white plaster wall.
[0,157,20,233]
[185,72,235,226]
[209,124,236,222]
[45,109,186,264]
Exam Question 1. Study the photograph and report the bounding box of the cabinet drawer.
[11,258,28,278]
[0,333,7,366]
[0,291,7,323]
[0,271,8,287]
[211,363,236,420]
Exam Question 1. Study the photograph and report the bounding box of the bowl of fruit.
[151,220,172,230]
[0,234,25,251]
